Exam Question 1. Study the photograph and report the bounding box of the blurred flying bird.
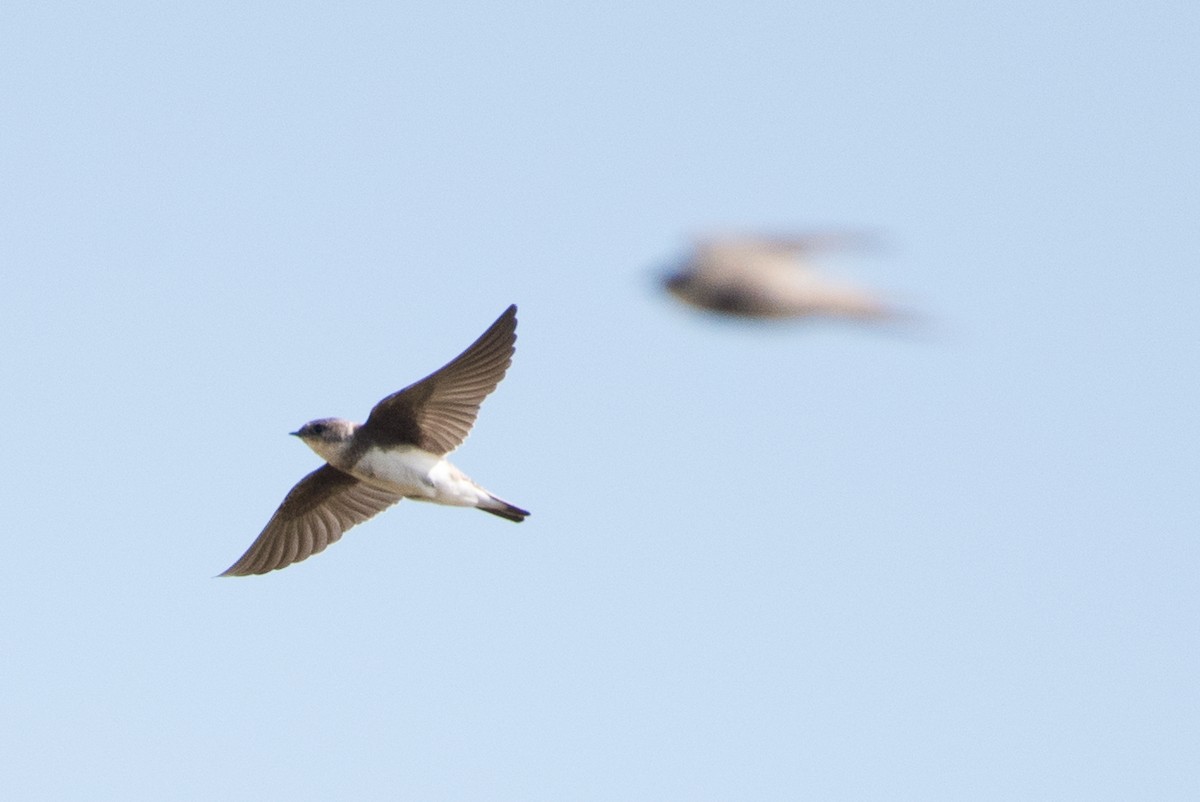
[221,305,528,577]
[662,233,898,321]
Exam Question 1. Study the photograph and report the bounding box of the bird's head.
[291,418,358,462]
[659,255,695,298]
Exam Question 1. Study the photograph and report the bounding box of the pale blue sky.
[3,2,1198,799]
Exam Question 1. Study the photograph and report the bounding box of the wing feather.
[360,305,517,455]
[220,464,403,576]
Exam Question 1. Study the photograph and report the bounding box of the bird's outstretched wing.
[697,231,881,257]
[221,464,403,576]
[359,304,517,455]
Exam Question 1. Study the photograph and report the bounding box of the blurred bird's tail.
[478,495,530,523]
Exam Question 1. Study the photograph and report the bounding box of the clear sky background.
[3,2,1198,799]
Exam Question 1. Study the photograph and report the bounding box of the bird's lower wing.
[220,464,404,576]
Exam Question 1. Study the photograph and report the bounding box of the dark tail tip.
[481,503,530,523]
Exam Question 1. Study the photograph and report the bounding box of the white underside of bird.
[347,445,498,508]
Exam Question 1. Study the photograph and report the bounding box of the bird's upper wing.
[220,464,403,576]
[705,232,878,255]
[358,304,517,455]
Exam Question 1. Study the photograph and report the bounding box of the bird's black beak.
[289,430,302,437]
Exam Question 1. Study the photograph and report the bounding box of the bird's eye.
[311,424,325,434]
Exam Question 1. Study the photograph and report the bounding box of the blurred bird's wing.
[696,231,880,259]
